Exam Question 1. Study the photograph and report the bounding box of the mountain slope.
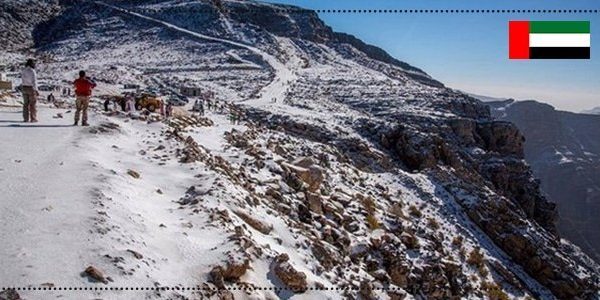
[582,106,600,115]
[1,0,598,299]
[488,99,600,264]
[0,0,62,51]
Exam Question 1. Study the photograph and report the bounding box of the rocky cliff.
[488,99,600,264]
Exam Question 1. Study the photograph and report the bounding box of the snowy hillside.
[1,1,599,299]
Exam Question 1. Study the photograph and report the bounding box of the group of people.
[191,98,244,125]
[19,59,244,126]
[20,59,96,126]
[102,94,135,113]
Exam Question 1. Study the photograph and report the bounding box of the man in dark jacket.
[73,71,97,126]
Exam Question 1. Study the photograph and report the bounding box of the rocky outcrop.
[476,121,524,157]
[487,99,600,263]
[209,257,251,288]
[357,95,599,297]
[272,253,308,292]
[463,186,598,299]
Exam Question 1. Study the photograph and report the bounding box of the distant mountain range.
[484,98,600,263]
[581,106,600,115]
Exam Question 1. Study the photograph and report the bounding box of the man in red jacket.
[73,70,96,126]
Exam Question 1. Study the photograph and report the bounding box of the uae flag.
[509,21,590,59]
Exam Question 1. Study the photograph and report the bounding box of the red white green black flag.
[509,21,590,59]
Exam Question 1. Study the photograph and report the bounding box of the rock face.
[360,104,597,297]
[377,117,557,232]
[487,99,600,263]
[272,254,308,292]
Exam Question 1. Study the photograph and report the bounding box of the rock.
[282,162,324,192]
[384,254,410,288]
[233,210,273,234]
[83,266,108,284]
[0,289,20,300]
[306,192,323,214]
[475,121,524,157]
[349,242,369,262]
[400,232,419,249]
[388,290,407,300]
[127,249,143,259]
[299,165,324,192]
[126,169,140,179]
[209,258,251,288]
[273,253,308,292]
[285,172,306,191]
[222,258,250,281]
[265,187,284,202]
[359,280,376,300]
[209,266,226,289]
[292,156,317,168]
[311,242,341,271]
[297,203,312,224]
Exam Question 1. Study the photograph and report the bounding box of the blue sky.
[263,0,599,112]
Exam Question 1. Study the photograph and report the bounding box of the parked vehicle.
[135,94,162,112]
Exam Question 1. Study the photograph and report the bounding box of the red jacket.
[74,77,96,97]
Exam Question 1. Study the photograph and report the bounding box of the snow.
[0,103,238,297]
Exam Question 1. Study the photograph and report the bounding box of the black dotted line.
[2,286,404,291]
[161,9,600,14]
[310,9,600,14]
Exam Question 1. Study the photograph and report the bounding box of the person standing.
[21,59,39,123]
[103,98,110,112]
[73,71,96,126]
[165,102,173,118]
[125,94,135,113]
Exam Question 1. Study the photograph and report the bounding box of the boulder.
[292,156,317,168]
[311,242,341,271]
[0,289,20,300]
[233,210,273,234]
[83,266,108,284]
[126,169,140,179]
[273,253,308,292]
[282,162,324,192]
[400,232,419,249]
[306,192,323,215]
[209,258,251,288]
